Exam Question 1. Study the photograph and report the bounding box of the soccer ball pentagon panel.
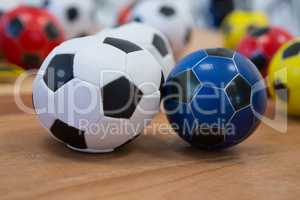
[268,38,300,116]
[107,22,175,87]
[33,35,162,153]
[163,48,267,150]
[127,0,193,55]
[43,0,98,39]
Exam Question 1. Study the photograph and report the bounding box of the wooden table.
[1,30,300,200]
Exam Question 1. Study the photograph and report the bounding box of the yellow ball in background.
[268,38,300,116]
[0,63,24,81]
[222,10,269,49]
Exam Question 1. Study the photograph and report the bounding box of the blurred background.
[75,0,300,35]
[79,0,300,35]
[195,0,300,35]
[0,0,299,78]
[1,0,299,33]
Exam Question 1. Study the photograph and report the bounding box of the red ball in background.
[0,6,65,70]
[238,26,293,77]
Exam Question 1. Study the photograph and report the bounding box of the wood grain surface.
[0,29,299,200]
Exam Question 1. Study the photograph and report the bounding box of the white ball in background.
[251,0,300,35]
[0,0,23,15]
[94,0,132,28]
[33,35,162,153]
[23,0,46,7]
[43,0,99,39]
[128,0,194,55]
[107,22,175,83]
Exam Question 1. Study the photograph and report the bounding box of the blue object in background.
[209,0,234,28]
[163,48,267,150]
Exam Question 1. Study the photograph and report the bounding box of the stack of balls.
[222,9,300,119]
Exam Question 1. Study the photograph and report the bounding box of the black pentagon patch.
[152,34,168,57]
[23,54,41,69]
[274,80,289,102]
[103,37,142,54]
[43,54,74,92]
[67,7,79,22]
[249,27,270,37]
[191,126,226,147]
[283,42,300,59]
[6,17,23,38]
[166,70,201,103]
[44,22,60,40]
[184,28,192,44]
[206,48,234,58]
[101,76,143,119]
[50,119,87,149]
[226,75,252,111]
[42,0,50,7]
[133,16,143,23]
[251,53,268,71]
[159,5,176,17]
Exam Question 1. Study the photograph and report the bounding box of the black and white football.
[33,35,162,153]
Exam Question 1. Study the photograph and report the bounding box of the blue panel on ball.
[228,106,255,144]
[234,53,262,85]
[190,86,235,125]
[193,57,238,88]
[164,99,197,139]
[251,81,268,116]
[170,50,207,77]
